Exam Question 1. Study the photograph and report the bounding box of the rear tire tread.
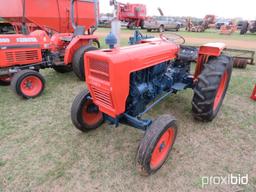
[192,55,233,121]
[72,46,98,81]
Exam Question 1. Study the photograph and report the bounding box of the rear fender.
[64,35,99,64]
[50,33,72,52]
[194,43,226,79]
[198,43,225,57]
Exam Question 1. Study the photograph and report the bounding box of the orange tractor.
[0,0,100,98]
[71,32,233,175]
[110,0,147,29]
[186,15,216,32]
[219,21,237,35]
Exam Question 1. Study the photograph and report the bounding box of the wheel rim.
[82,100,103,126]
[213,71,228,111]
[150,128,175,170]
[20,76,43,97]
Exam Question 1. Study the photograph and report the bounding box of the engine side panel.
[85,40,179,118]
[0,34,49,68]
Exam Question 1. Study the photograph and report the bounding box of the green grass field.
[175,29,256,41]
[99,27,256,41]
[0,28,256,192]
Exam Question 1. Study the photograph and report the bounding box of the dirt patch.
[184,37,256,49]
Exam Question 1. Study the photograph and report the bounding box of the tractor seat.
[178,46,198,62]
[60,26,86,42]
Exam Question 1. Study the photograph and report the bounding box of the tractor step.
[0,68,10,76]
[172,83,188,91]
[53,61,65,66]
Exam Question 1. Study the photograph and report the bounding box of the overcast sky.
[100,0,256,20]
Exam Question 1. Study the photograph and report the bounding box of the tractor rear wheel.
[140,20,145,29]
[71,89,104,132]
[192,55,233,121]
[72,45,98,81]
[176,25,180,31]
[240,21,249,35]
[136,115,177,176]
[11,70,45,99]
[53,65,73,73]
[92,39,100,49]
[159,25,165,33]
[0,76,11,86]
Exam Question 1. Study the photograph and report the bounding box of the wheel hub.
[24,80,32,89]
[20,75,43,97]
[159,142,166,152]
[82,100,104,126]
[87,103,99,113]
[150,128,175,169]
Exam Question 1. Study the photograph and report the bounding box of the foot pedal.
[172,83,187,91]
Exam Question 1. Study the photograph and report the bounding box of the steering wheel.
[160,33,186,45]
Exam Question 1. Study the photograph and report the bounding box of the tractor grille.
[91,86,113,109]
[90,60,109,73]
[89,60,110,81]
[90,72,110,81]
[5,50,40,64]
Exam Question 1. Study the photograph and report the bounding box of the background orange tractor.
[186,15,216,32]
[110,0,147,29]
[0,0,100,98]
[219,22,237,35]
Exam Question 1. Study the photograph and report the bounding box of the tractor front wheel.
[136,115,177,176]
[11,70,45,99]
[72,46,98,81]
[192,55,233,121]
[71,90,104,132]
[176,25,180,32]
